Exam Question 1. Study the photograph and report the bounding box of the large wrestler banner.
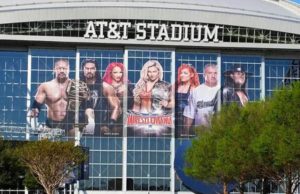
[79,53,124,137]
[28,50,77,138]
[126,50,174,137]
[175,53,219,138]
[29,49,125,138]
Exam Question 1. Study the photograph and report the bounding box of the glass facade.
[78,49,124,190]
[265,59,300,97]
[1,20,299,44]
[0,47,299,193]
[0,51,27,140]
[126,49,173,191]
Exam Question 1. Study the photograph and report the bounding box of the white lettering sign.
[136,23,146,40]
[84,21,220,42]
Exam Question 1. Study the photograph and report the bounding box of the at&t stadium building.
[0,0,299,193]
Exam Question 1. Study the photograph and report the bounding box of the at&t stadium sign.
[84,21,220,42]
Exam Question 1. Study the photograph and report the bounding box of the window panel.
[265,59,300,96]
[79,45,126,190]
[126,49,173,191]
[0,51,27,136]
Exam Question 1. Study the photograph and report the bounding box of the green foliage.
[185,81,300,194]
[0,139,25,189]
[185,103,247,190]
[252,82,300,194]
[23,171,43,190]
[16,140,87,194]
[267,82,300,131]
[185,129,218,183]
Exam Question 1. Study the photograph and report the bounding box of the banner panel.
[79,50,124,137]
[127,50,173,137]
[175,53,219,138]
[221,55,262,106]
[29,50,76,138]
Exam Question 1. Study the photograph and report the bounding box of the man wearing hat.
[222,64,249,107]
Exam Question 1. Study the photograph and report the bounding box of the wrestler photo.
[29,59,89,137]
[222,64,250,107]
[175,64,200,138]
[101,62,129,136]
[128,60,174,137]
[183,64,219,129]
[132,60,173,115]
[79,60,128,137]
[79,58,106,136]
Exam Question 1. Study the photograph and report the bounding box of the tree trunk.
[286,180,292,194]
[286,188,292,194]
[223,182,228,194]
[239,181,244,194]
[45,186,55,194]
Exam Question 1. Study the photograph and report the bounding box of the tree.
[214,102,268,194]
[185,104,244,194]
[0,139,25,189]
[0,139,42,190]
[252,82,300,194]
[23,171,43,190]
[185,81,300,194]
[16,140,87,194]
[185,102,268,194]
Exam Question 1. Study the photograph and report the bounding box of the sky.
[291,0,300,4]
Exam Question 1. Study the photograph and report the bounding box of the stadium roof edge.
[0,0,299,35]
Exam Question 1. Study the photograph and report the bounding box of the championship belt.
[152,82,170,114]
[38,127,65,140]
[66,80,90,112]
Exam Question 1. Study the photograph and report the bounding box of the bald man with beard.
[30,59,76,136]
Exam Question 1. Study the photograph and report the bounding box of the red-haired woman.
[175,64,200,137]
[103,62,127,100]
[102,62,127,134]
